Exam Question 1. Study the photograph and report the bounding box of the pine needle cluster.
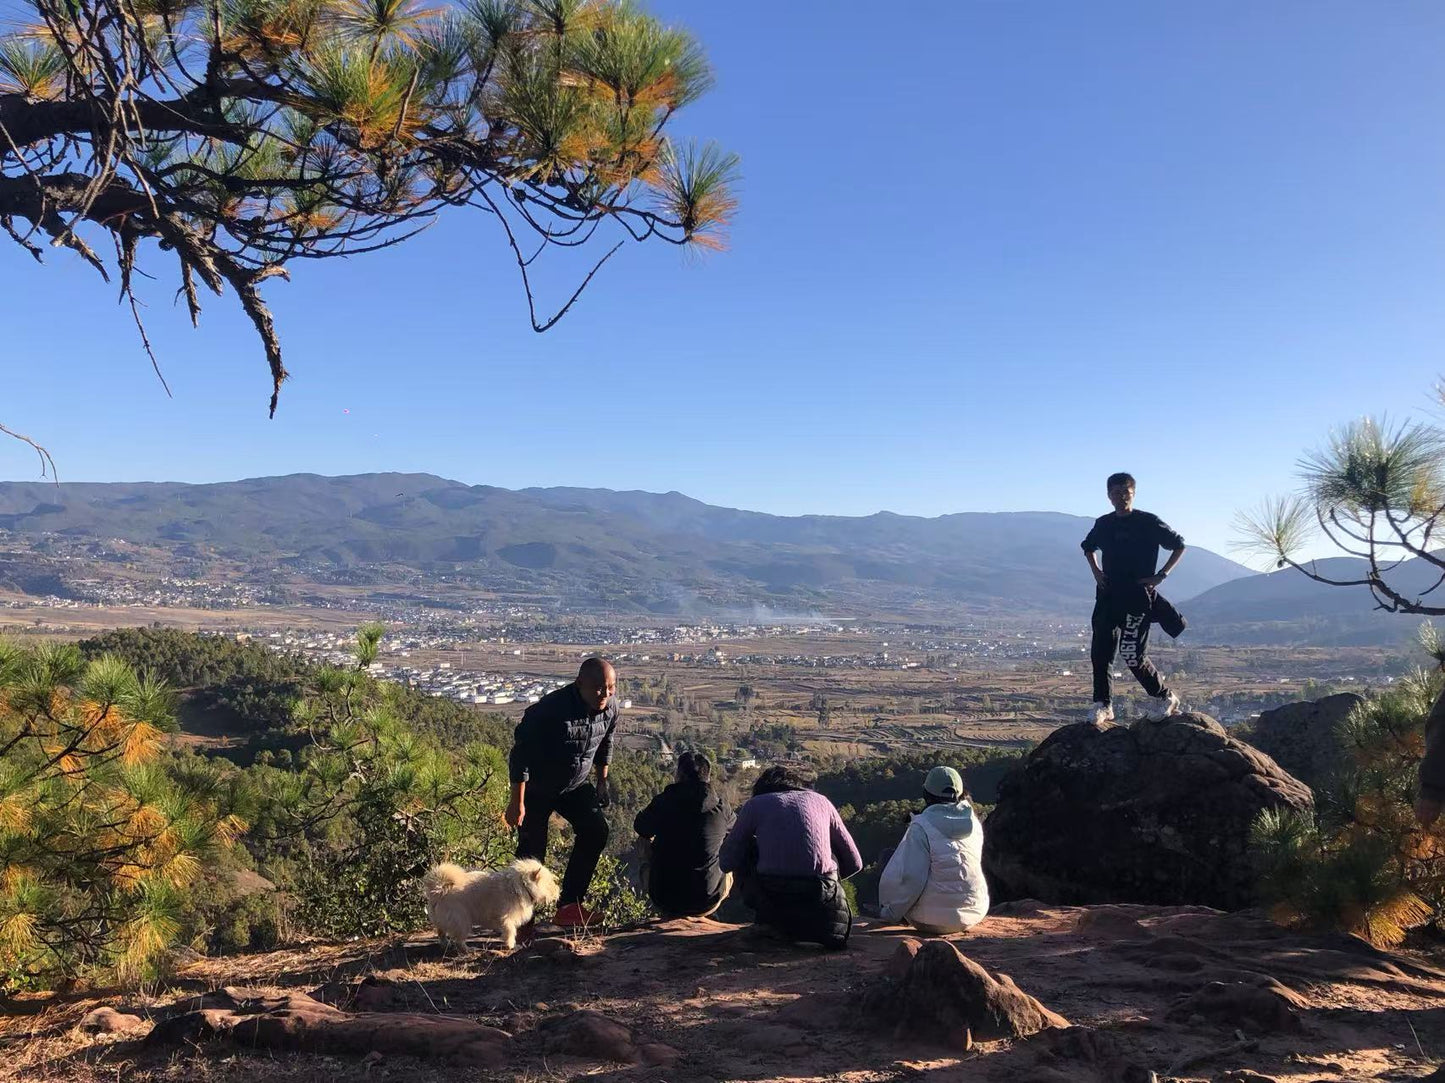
[0,0,737,418]
[0,641,241,990]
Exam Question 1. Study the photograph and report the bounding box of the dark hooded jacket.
[634,780,733,916]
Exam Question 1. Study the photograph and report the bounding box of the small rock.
[1168,980,1305,1035]
[886,938,923,981]
[637,1041,682,1066]
[1021,1070,1078,1083]
[985,898,1052,918]
[1076,906,1151,938]
[1034,1025,1152,1081]
[310,976,399,1012]
[78,1007,149,1037]
[540,1009,646,1063]
[352,977,399,1012]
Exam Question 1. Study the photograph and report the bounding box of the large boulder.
[983,713,1313,910]
[1241,693,1363,792]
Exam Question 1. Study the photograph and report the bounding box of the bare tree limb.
[0,423,59,480]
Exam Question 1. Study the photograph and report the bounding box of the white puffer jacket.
[878,800,989,932]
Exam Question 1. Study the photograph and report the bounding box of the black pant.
[1091,588,1167,705]
[516,782,610,906]
[742,871,852,950]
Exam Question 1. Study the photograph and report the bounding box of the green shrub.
[1250,666,1444,946]
[260,632,513,938]
[584,852,654,930]
[0,642,240,990]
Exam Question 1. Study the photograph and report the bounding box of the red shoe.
[553,903,598,930]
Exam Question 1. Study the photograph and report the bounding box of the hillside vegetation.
[3,628,1023,993]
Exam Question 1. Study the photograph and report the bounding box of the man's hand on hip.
[1137,574,1166,588]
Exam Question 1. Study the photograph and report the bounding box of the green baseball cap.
[924,766,963,799]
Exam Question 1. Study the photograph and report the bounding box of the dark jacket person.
[507,657,618,929]
[634,752,734,918]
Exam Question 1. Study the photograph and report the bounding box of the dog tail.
[421,862,469,900]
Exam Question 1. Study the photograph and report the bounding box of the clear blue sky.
[6,1,1445,560]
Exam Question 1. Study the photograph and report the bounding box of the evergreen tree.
[1251,660,1444,946]
[0,0,736,444]
[0,641,240,989]
[258,624,511,936]
[1239,387,1445,615]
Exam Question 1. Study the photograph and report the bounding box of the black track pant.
[516,782,610,906]
[1091,588,1168,706]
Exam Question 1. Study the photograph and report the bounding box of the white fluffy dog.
[421,858,561,951]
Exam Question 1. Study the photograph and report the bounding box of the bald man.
[506,657,619,929]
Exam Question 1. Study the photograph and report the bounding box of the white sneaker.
[1145,691,1180,721]
[1088,702,1114,725]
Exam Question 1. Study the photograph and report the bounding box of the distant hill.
[0,473,1250,617]
[1184,555,1445,646]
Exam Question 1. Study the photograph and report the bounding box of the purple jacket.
[719,789,863,879]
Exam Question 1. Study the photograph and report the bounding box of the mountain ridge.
[0,473,1250,617]
[1185,554,1445,646]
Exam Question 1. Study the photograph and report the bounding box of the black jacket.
[635,780,733,917]
[1093,585,1187,638]
[1150,590,1187,639]
[508,684,618,795]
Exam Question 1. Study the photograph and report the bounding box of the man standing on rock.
[506,656,618,929]
[1081,472,1186,724]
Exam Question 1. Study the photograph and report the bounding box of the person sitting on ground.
[719,764,862,950]
[877,766,990,934]
[634,751,735,919]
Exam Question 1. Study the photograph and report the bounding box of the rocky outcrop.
[1242,693,1363,792]
[865,938,1069,1050]
[32,902,1445,1083]
[983,712,1313,909]
[144,987,512,1066]
[1167,979,1306,1034]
